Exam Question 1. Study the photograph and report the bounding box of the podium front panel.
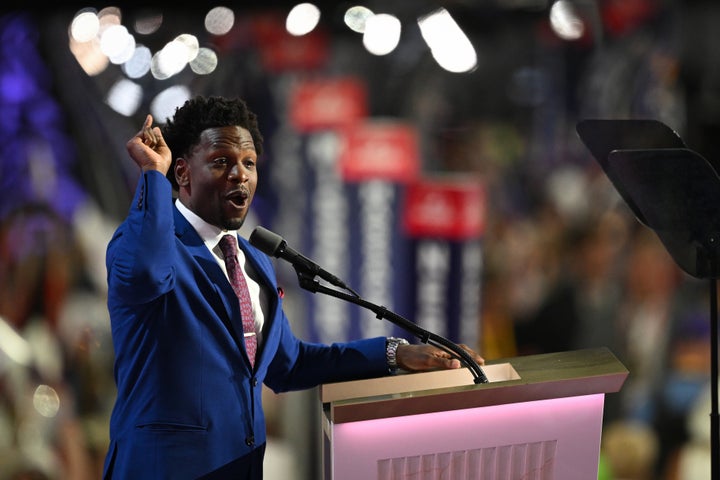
[323,393,605,480]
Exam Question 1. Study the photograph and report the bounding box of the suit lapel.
[173,208,246,348]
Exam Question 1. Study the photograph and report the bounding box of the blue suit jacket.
[103,171,388,479]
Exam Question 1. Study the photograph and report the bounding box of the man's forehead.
[199,126,255,148]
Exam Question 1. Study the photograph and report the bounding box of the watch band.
[386,337,409,373]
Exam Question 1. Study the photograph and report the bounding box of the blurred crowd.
[0,200,116,479]
[479,163,713,479]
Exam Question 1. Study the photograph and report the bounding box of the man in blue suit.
[102,96,484,479]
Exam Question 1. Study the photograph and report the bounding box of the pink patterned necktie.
[219,234,257,367]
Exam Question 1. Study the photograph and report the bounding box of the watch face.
[386,338,407,370]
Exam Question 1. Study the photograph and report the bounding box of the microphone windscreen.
[249,226,284,257]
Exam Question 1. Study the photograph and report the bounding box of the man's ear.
[175,158,189,187]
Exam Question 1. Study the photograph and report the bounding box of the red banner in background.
[402,175,485,345]
[339,120,420,182]
[250,13,330,73]
[403,176,486,240]
[289,77,368,132]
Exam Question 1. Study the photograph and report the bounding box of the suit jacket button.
[251,378,258,387]
[245,436,255,447]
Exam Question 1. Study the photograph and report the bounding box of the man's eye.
[213,157,228,166]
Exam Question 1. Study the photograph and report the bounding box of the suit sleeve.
[106,171,176,305]
[264,333,389,393]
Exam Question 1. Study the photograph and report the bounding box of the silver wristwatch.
[386,337,409,373]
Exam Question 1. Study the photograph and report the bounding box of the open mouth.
[226,190,248,209]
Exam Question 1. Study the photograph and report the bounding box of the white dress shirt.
[175,199,266,344]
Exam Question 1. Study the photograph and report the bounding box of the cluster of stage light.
[67,2,582,121]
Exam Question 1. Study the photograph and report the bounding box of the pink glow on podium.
[327,394,606,479]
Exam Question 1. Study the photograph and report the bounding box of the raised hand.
[126,114,172,174]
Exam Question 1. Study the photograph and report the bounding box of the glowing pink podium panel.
[320,348,628,480]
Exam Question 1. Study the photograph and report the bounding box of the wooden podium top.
[320,347,628,423]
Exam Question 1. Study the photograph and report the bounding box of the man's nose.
[229,162,248,180]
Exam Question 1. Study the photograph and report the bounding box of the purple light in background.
[0,12,87,226]
[0,13,48,106]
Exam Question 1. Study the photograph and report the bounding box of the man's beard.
[223,215,245,231]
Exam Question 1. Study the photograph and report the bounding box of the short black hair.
[160,95,264,189]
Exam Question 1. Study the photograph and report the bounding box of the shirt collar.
[175,199,239,253]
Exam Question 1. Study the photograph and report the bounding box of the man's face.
[175,126,257,231]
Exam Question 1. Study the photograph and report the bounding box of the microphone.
[249,226,356,294]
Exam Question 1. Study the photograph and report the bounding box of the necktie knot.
[219,234,238,260]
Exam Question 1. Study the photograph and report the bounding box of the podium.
[319,347,628,480]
